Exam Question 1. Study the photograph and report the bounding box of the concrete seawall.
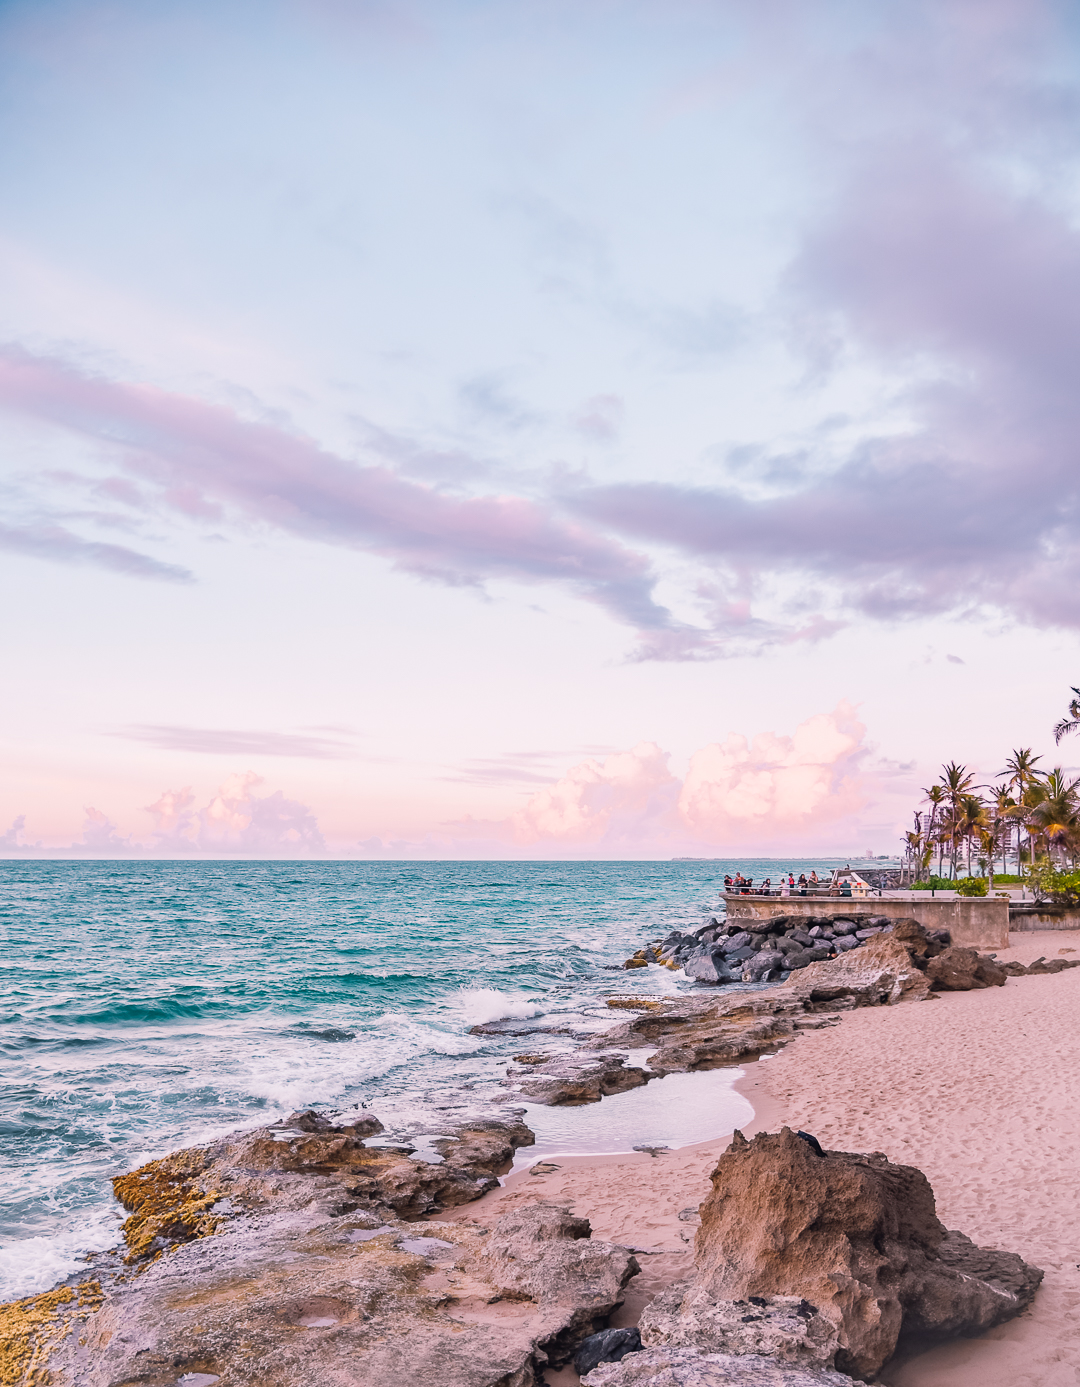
[721,893,1010,950]
[1009,906,1080,931]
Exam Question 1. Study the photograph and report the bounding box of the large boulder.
[686,952,735,984]
[678,1128,1041,1380]
[583,1346,858,1386]
[781,934,932,1006]
[925,946,1007,991]
[885,917,947,963]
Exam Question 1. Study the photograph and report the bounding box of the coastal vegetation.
[901,687,1080,887]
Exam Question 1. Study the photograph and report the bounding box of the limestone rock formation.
[501,1051,653,1105]
[682,1128,1041,1380]
[925,946,1007,990]
[640,1285,839,1366]
[475,1202,640,1361]
[40,1203,638,1387]
[110,1108,535,1265]
[781,934,932,1007]
[583,1346,858,1387]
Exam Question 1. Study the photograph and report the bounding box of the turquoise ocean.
[0,857,854,1300]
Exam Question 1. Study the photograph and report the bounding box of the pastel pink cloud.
[508,705,868,851]
[511,742,676,845]
[678,703,866,840]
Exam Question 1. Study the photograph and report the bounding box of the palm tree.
[939,762,976,878]
[999,749,1044,874]
[987,782,1016,876]
[922,784,946,880]
[1053,687,1080,744]
[1030,769,1080,863]
[958,793,987,877]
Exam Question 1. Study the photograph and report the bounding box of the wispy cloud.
[110,725,357,759]
[0,346,675,636]
[0,519,192,582]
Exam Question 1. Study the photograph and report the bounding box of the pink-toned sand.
[442,931,1080,1387]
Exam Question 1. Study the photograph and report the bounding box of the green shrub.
[1026,861,1080,906]
[912,876,962,891]
[955,877,988,897]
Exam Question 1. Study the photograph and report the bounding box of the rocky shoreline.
[3,917,1076,1386]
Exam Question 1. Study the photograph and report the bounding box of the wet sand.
[442,930,1080,1386]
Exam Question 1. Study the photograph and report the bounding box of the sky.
[2,0,1080,858]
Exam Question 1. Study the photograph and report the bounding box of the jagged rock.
[1021,955,1080,975]
[639,1283,838,1365]
[743,951,784,982]
[781,934,932,1006]
[722,932,752,953]
[109,1110,534,1261]
[593,993,806,1074]
[40,1203,637,1387]
[687,1127,1042,1379]
[474,1203,640,1361]
[583,1346,858,1386]
[884,917,947,963]
[503,1051,653,1105]
[685,953,734,984]
[574,1326,643,1375]
[925,946,1007,991]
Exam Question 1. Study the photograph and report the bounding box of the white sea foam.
[0,1208,123,1301]
[452,988,541,1026]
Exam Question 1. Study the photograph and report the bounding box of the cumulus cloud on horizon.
[1,706,875,858]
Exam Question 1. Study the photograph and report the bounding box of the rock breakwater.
[625,913,952,985]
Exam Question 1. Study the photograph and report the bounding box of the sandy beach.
[442,930,1080,1386]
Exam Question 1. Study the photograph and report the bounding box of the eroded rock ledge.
[37,1202,639,1387]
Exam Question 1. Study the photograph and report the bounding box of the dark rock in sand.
[1023,955,1080,974]
[832,936,860,953]
[925,946,1007,991]
[575,1326,643,1375]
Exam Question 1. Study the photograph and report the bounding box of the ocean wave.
[451,988,542,1026]
[0,1207,122,1301]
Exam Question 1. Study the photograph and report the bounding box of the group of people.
[723,871,830,897]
